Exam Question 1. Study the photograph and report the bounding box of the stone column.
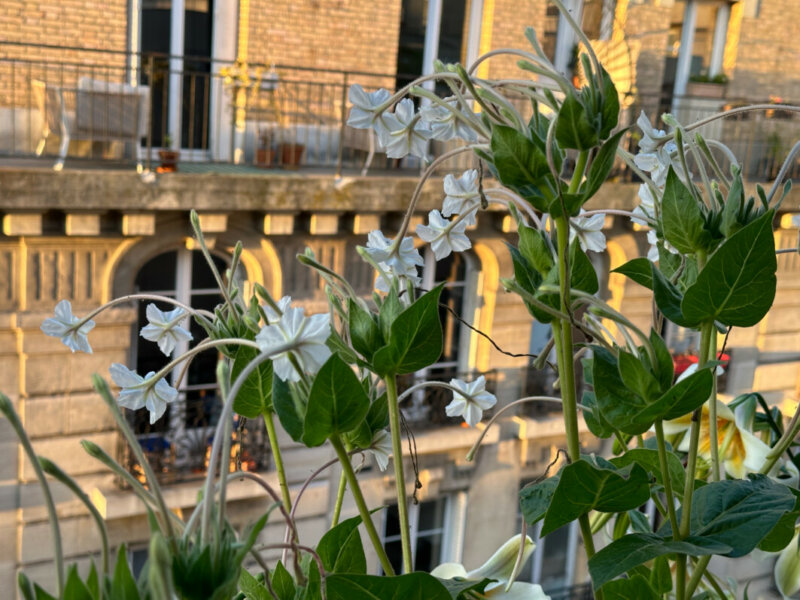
[709,2,731,77]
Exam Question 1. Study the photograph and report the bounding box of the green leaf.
[490,125,552,203]
[372,285,444,376]
[86,562,99,599]
[618,349,661,403]
[612,258,653,290]
[660,474,796,557]
[518,223,554,275]
[555,92,598,150]
[591,347,650,435]
[326,573,452,600]
[682,210,777,327]
[349,299,384,363]
[582,130,626,200]
[232,344,274,418]
[598,67,620,138]
[111,545,140,600]
[63,566,93,600]
[758,509,800,552]
[519,474,561,526]
[661,168,711,254]
[611,448,685,495]
[650,556,673,594]
[541,456,650,535]
[273,376,304,442]
[437,577,492,599]
[721,169,745,237]
[638,367,713,423]
[581,387,615,439]
[302,354,370,447]
[601,574,659,600]
[589,533,731,589]
[272,562,297,600]
[650,329,675,390]
[651,263,698,327]
[239,570,271,600]
[317,515,367,575]
[378,290,403,341]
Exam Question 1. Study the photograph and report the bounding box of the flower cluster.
[347,84,479,160]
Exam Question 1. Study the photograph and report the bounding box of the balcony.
[0,41,476,176]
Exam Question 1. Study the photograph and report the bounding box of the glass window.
[384,497,448,574]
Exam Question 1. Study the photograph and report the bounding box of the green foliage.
[326,573,453,600]
[302,354,370,447]
[316,516,368,575]
[231,344,274,418]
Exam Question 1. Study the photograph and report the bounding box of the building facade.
[1,1,800,599]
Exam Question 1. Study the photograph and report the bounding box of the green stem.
[707,328,720,482]
[264,410,292,513]
[676,558,687,600]
[385,375,413,574]
[331,470,347,527]
[0,395,65,596]
[571,151,589,191]
[553,203,601,599]
[685,555,712,598]
[330,435,395,575]
[655,421,680,536]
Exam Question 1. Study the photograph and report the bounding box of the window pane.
[540,525,570,588]
[414,532,442,572]
[385,540,404,575]
[385,504,401,537]
[418,498,445,532]
[191,251,227,291]
[135,251,177,292]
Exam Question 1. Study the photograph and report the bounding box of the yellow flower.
[663,400,771,479]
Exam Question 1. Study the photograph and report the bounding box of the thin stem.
[0,395,65,596]
[685,555,712,599]
[707,328,720,482]
[80,292,215,325]
[332,470,347,527]
[190,210,237,314]
[465,396,570,461]
[767,140,800,206]
[385,375,413,574]
[760,407,800,474]
[330,435,396,575]
[683,104,800,135]
[654,421,679,536]
[264,410,292,513]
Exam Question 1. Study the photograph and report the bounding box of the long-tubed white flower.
[41,299,96,353]
[378,98,432,159]
[109,363,179,424]
[442,169,481,226]
[255,303,332,382]
[140,303,193,356]
[363,230,424,292]
[445,375,497,427]
[416,209,472,260]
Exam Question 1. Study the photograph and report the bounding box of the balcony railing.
[0,41,477,174]
[120,392,271,486]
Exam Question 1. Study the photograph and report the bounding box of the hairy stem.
[264,410,293,513]
[330,435,395,575]
[385,375,413,573]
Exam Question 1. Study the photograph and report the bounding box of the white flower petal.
[775,532,800,599]
[109,363,144,388]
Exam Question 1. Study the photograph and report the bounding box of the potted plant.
[687,72,728,98]
[158,133,179,173]
[255,128,275,167]
[262,76,305,169]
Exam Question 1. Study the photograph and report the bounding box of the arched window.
[127,247,268,483]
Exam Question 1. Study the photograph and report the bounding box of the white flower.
[378,98,432,159]
[109,363,178,424]
[443,170,480,226]
[41,299,95,353]
[346,84,391,133]
[255,307,332,382]
[445,375,497,427]
[364,230,424,293]
[416,210,472,260]
[264,295,292,324]
[140,304,192,356]
[569,210,606,253]
[636,111,668,154]
[365,429,392,471]
[432,535,548,599]
[419,100,477,142]
[631,184,657,226]
[776,531,800,599]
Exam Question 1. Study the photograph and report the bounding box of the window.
[127,247,269,482]
[384,497,449,574]
[402,248,484,426]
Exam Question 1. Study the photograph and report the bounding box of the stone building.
[0,1,800,599]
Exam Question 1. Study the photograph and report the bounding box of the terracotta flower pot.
[158,150,179,173]
[279,143,305,169]
[255,148,275,167]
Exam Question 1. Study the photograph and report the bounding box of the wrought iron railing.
[119,390,271,486]
[0,41,477,174]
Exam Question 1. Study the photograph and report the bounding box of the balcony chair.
[32,78,150,172]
